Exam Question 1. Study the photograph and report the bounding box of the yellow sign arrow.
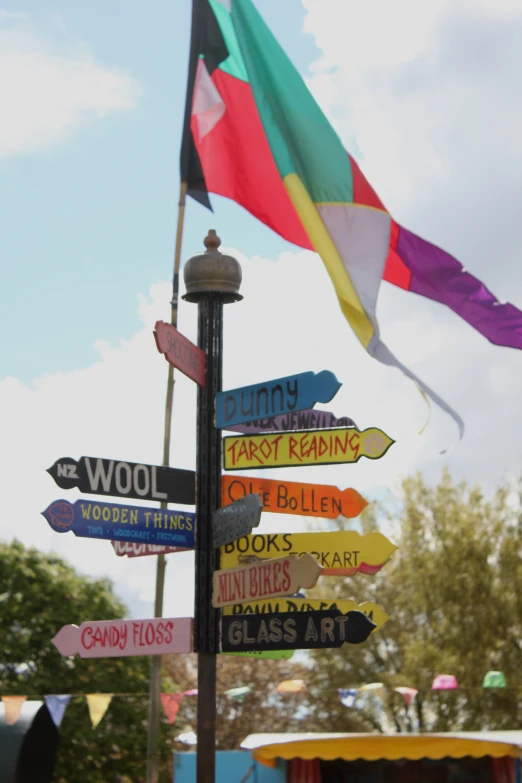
[222,427,394,470]
[220,530,397,576]
[222,598,389,633]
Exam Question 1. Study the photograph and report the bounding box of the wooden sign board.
[222,475,368,520]
[212,553,322,608]
[223,427,394,470]
[222,598,389,633]
[47,456,195,505]
[220,530,397,576]
[213,493,262,548]
[221,610,376,653]
[225,408,357,434]
[154,320,206,386]
[42,499,195,549]
[111,541,189,558]
[52,617,193,658]
[216,371,341,429]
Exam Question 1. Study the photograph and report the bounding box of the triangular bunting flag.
[160,693,183,724]
[224,686,251,701]
[86,694,112,728]
[338,688,357,708]
[184,689,198,696]
[432,674,458,690]
[2,696,27,725]
[45,695,71,727]
[394,687,418,706]
[277,680,305,693]
[359,682,384,692]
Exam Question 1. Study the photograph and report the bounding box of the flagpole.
[146,180,188,783]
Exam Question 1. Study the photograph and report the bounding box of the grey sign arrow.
[213,494,263,549]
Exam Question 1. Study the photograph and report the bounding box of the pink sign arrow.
[51,617,193,658]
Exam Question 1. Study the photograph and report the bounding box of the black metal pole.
[194,293,222,783]
[183,230,242,783]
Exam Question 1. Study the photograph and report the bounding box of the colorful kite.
[181,0,522,434]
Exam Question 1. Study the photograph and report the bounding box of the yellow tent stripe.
[283,173,374,348]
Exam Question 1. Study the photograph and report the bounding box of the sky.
[1,0,521,622]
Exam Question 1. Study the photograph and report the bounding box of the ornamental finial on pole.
[182,229,243,304]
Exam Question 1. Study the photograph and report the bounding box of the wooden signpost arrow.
[215,371,341,429]
[154,320,206,386]
[52,617,193,658]
[220,529,397,577]
[213,493,262,549]
[41,499,195,549]
[221,609,376,653]
[111,541,190,558]
[47,456,195,505]
[223,427,394,470]
[224,408,358,434]
[222,475,368,520]
[212,553,322,608]
[222,598,390,633]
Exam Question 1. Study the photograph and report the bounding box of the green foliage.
[306,470,522,733]
[0,541,173,782]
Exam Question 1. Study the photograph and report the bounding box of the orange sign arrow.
[222,475,367,520]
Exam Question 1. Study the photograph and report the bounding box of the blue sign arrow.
[41,499,195,549]
[216,371,341,429]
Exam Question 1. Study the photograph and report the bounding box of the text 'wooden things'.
[42,499,195,549]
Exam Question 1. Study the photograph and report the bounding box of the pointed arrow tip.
[51,625,80,657]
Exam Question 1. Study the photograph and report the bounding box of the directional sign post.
[111,541,190,558]
[216,370,341,429]
[154,320,206,386]
[47,456,195,505]
[223,427,394,470]
[221,609,376,653]
[213,494,262,549]
[41,499,195,549]
[52,617,193,658]
[220,529,397,577]
[222,475,368,520]
[212,553,322,608]
[224,408,358,434]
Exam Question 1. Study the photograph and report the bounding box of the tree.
[164,650,311,749]
[0,541,175,783]
[305,470,522,733]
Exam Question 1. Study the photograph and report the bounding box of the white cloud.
[1,246,521,619]
[301,0,522,290]
[0,10,140,157]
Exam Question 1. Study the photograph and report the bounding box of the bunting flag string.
[0,670,510,728]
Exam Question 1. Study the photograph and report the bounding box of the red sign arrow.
[154,321,206,386]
